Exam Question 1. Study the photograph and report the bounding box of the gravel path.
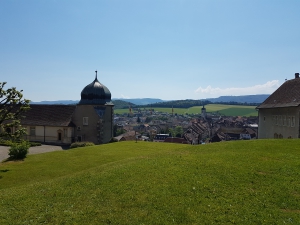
[0,145,68,163]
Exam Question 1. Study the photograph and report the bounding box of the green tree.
[167,128,175,137]
[174,126,183,137]
[113,124,126,137]
[168,126,183,137]
[0,82,30,141]
[116,128,126,136]
[113,124,118,137]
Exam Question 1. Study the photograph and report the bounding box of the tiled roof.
[257,78,300,109]
[244,128,256,135]
[21,105,76,127]
[115,131,139,141]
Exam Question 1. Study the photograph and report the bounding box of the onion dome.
[79,71,112,105]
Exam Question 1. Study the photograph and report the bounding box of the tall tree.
[174,126,183,137]
[168,126,183,137]
[0,82,30,141]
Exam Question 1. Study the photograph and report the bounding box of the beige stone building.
[257,73,300,139]
[21,72,114,145]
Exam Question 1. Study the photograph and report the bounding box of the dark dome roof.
[79,72,112,105]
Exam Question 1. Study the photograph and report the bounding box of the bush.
[0,139,13,146]
[8,141,30,160]
[0,140,41,147]
[70,142,95,149]
[29,142,42,147]
[109,137,118,143]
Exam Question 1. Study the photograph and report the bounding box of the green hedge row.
[70,142,95,149]
[0,140,41,147]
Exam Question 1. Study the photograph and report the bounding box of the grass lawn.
[114,104,258,117]
[0,140,299,224]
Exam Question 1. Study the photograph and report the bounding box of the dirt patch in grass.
[281,209,300,213]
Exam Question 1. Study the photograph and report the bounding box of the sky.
[1,0,300,102]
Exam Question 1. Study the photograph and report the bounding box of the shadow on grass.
[0,169,9,179]
[41,144,70,150]
[2,157,25,163]
[61,145,70,150]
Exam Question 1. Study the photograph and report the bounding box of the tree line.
[113,99,260,109]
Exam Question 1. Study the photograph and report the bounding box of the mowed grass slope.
[115,104,257,116]
[1,140,300,224]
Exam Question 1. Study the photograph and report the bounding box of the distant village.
[113,106,258,144]
[115,72,300,143]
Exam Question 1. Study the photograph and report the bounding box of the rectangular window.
[30,127,36,136]
[279,115,282,126]
[275,115,278,125]
[63,128,68,137]
[291,116,295,127]
[287,117,291,127]
[83,117,89,125]
[283,116,286,126]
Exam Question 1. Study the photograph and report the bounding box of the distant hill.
[30,99,135,109]
[112,98,166,105]
[30,95,269,107]
[143,99,208,108]
[206,94,269,104]
[112,100,136,109]
[141,94,269,108]
[30,100,78,105]
[31,98,165,106]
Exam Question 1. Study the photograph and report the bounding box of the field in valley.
[0,140,299,224]
[115,104,258,117]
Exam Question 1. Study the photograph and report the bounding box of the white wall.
[258,106,300,139]
[25,125,74,144]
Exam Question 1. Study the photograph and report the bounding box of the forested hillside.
[207,94,269,104]
[112,100,136,109]
[140,99,211,108]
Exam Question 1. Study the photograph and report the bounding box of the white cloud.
[121,94,130,99]
[194,80,280,98]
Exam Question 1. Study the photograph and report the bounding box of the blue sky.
[1,0,300,102]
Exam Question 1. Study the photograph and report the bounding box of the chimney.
[295,73,299,79]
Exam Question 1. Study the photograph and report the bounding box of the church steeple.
[201,104,206,119]
[79,71,112,105]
